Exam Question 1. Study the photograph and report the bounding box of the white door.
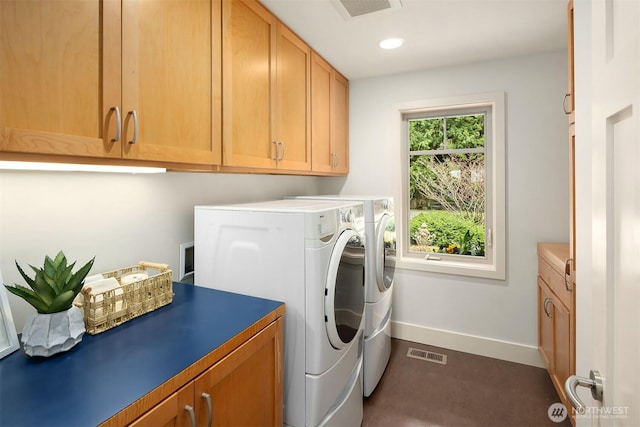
[569,1,640,425]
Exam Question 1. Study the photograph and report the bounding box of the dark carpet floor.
[362,338,572,427]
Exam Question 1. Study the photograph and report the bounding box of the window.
[395,92,505,279]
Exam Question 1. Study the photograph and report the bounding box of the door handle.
[564,370,603,414]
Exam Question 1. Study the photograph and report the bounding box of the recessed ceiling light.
[379,38,404,50]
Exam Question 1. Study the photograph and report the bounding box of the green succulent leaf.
[8,252,96,314]
[3,285,50,313]
[47,290,76,313]
[43,255,56,281]
[29,267,56,304]
[63,257,95,294]
[53,251,66,268]
[22,263,55,302]
[58,264,74,287]
[15,261,37,289]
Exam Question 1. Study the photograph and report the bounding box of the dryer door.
[376,213,396,292]
[324,229,365,350]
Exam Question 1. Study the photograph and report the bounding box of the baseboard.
[391,320,546,368]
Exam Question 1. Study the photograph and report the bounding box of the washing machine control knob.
[341,209,354,224]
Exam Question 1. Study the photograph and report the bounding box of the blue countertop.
[0,283,284,427]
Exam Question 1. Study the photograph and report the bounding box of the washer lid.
[325,229,365,349]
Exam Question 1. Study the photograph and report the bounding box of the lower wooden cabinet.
[129,383,194,427]
[129,317,283,427]
[537,242,575,425]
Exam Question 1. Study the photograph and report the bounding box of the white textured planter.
[21,306,85,357]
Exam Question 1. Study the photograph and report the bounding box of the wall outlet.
[179,242,194,283]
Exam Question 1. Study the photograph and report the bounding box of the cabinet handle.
[128,110,138,144]
[563,93,571,114]
[110,106,121,142]
[272,141,285,161]
[201,392,213,427]
[564,258,573,292]
[543,297,553,318]
[184,405,196,427]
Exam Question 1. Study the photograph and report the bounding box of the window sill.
[396,256,505,280]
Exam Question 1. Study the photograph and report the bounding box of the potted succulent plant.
[4,251,94,357]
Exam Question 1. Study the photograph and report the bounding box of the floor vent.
[407,347,448,365]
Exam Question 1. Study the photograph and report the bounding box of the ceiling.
[260,0,568,80]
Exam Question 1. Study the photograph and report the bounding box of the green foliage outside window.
[409,211,485,256]
[408,114,486,257]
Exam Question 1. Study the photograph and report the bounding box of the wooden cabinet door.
[566,0,575,124]
[569,123,576,277]
[537,279,554,370]
[311,52,334,173]
[129,383,194,427]
[331,71,349,174]
[121,0,221,165]
[274,23,311,171]
[311,52,349,175]
[551,296,571,393]
[194,318,283,427]
[222,0,276,169]
[0,0,121,158]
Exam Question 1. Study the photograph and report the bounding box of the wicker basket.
[77,262,173,335]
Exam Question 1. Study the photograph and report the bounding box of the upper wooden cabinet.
[0,0,119,158]
[564,0,575,124]
[222,0,311,171]
[0,0,221,166]
[311,52,349,175]
[121,0,221,165]
[274,23,312,171]
[1,0,346,174]
[567,0,576,279]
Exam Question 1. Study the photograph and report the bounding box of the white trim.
[391,320,545,368]
[393,91,506,280]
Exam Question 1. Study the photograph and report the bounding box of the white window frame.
[394,92,505,280]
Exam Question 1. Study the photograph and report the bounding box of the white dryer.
[288,195,396,397]
[194,199,366,427]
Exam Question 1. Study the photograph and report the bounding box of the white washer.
[288,195,396,397]
[194,199,366,427]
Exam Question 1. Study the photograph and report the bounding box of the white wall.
[0,52,569,367]
[0,170,323,330]
[322,51,569,366]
